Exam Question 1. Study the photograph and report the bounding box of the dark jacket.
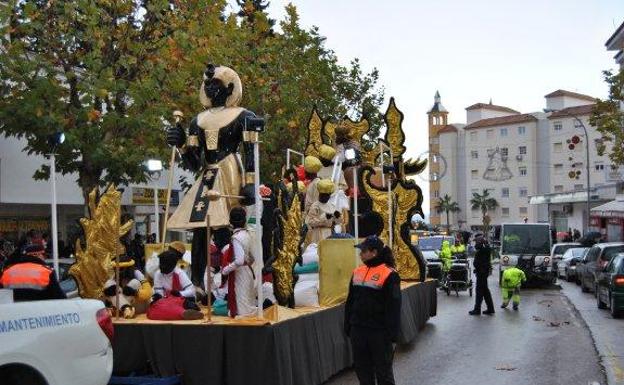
[473,245,492,276]
[344,255,402,341]
[0,255,66,301]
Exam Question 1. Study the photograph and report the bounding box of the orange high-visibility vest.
[352,264,394,290]
[0,263,51,291]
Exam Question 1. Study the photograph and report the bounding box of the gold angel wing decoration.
[403,157,428,176]
[272,194,303,306]
[69,185,133,299]
[304,107,324,157]
[383,97,406,160]
[393,181,424,280]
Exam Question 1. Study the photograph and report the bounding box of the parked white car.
[0,296,113,385]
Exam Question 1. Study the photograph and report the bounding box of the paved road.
[326,274,606,385]
[561,278,624,385]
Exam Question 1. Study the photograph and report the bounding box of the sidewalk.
[562,279,624,385]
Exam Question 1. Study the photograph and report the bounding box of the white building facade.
[429,90,624,235]
[0,134,194,244]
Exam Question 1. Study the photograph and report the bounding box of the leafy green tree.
[590,69,624,166]
[470,189,498,239]
[436,194,460,230]
[0,0,199,202]
[0,0,385,201]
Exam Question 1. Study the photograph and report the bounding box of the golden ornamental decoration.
[272,193,303,306]
[393,181,424,280]
[69,185,133,299]
[304,107,324,157]
[384,97,407,160]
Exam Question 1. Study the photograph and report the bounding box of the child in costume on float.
[103,255,152,319]
[220,206,257,318]
[148,244,203,320]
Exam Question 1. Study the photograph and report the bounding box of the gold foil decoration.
[384,97,407,160]
[304,107,323,157]
[272,194,303,306]
[69,185,133,299]
[204,128,219,150]
[393,181,422,280]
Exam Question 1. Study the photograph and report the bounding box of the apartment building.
[428,90,623,232]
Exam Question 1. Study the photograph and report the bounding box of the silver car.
[556,248,588,282]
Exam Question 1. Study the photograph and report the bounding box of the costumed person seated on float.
[220,207,257,318]
[317,144,348,191]
[103,255,152,319]
[165,63,259,290]
[148,248,203,320]
[303,155,322,215]
[305,179,343,245]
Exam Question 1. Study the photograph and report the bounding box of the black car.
[595,253,624,318]
[577,243,624,294]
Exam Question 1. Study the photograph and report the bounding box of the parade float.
[70,65,436,385]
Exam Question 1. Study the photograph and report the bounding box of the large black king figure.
[166,64,264,287]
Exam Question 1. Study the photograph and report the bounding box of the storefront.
[590,196,624,242]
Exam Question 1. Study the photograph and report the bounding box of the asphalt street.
[561,278,624,385]
[326,273,607,385]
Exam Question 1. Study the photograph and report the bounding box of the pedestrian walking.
[345,235,401,385]
[469,238,495,315]
[500,267,526,310]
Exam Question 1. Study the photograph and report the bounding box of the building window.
[519,187,528,197]
[433,190,440,198]
[554,185,564,193]
[595,163,604,171]
[500,128,508,137]
[518,146,526,155]
[430,137,439,145]
[554,142,563,152]
[470,132,477,142]
[518,126,526,135]
[502,207,510,217]
[574,184,584,191]
[519,207,528,215]
[554,122,562,131]
[554,164,563,174]
[502,188,509,198]
[519,167,527,176]
[471,170,478,179]
[501,147,509,157]
[471,150,478,159]
[486,129,494,139]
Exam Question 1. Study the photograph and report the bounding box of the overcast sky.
[227,1,624,215]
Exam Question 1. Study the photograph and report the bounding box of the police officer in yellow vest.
[0,244,66,301]
[345,235,401,385]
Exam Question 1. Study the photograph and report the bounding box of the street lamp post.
[545,109,591,234]
[48,132,65,280]
[146,159,163,243]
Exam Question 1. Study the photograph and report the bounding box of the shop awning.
[591,198,624,218]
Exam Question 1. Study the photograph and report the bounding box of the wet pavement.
[561,279,624,385]
[326,274,607,385]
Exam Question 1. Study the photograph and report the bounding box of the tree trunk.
[446,210,450,231]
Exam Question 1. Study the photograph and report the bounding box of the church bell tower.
[427,91,448,227]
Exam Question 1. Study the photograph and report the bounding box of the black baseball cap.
[354,235,384,251]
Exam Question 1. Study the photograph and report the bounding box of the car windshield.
[418,237,443,251]
[502,224,551,255]
[603,246,624,261]
[554,244,580,256]
[562,248,588,259]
